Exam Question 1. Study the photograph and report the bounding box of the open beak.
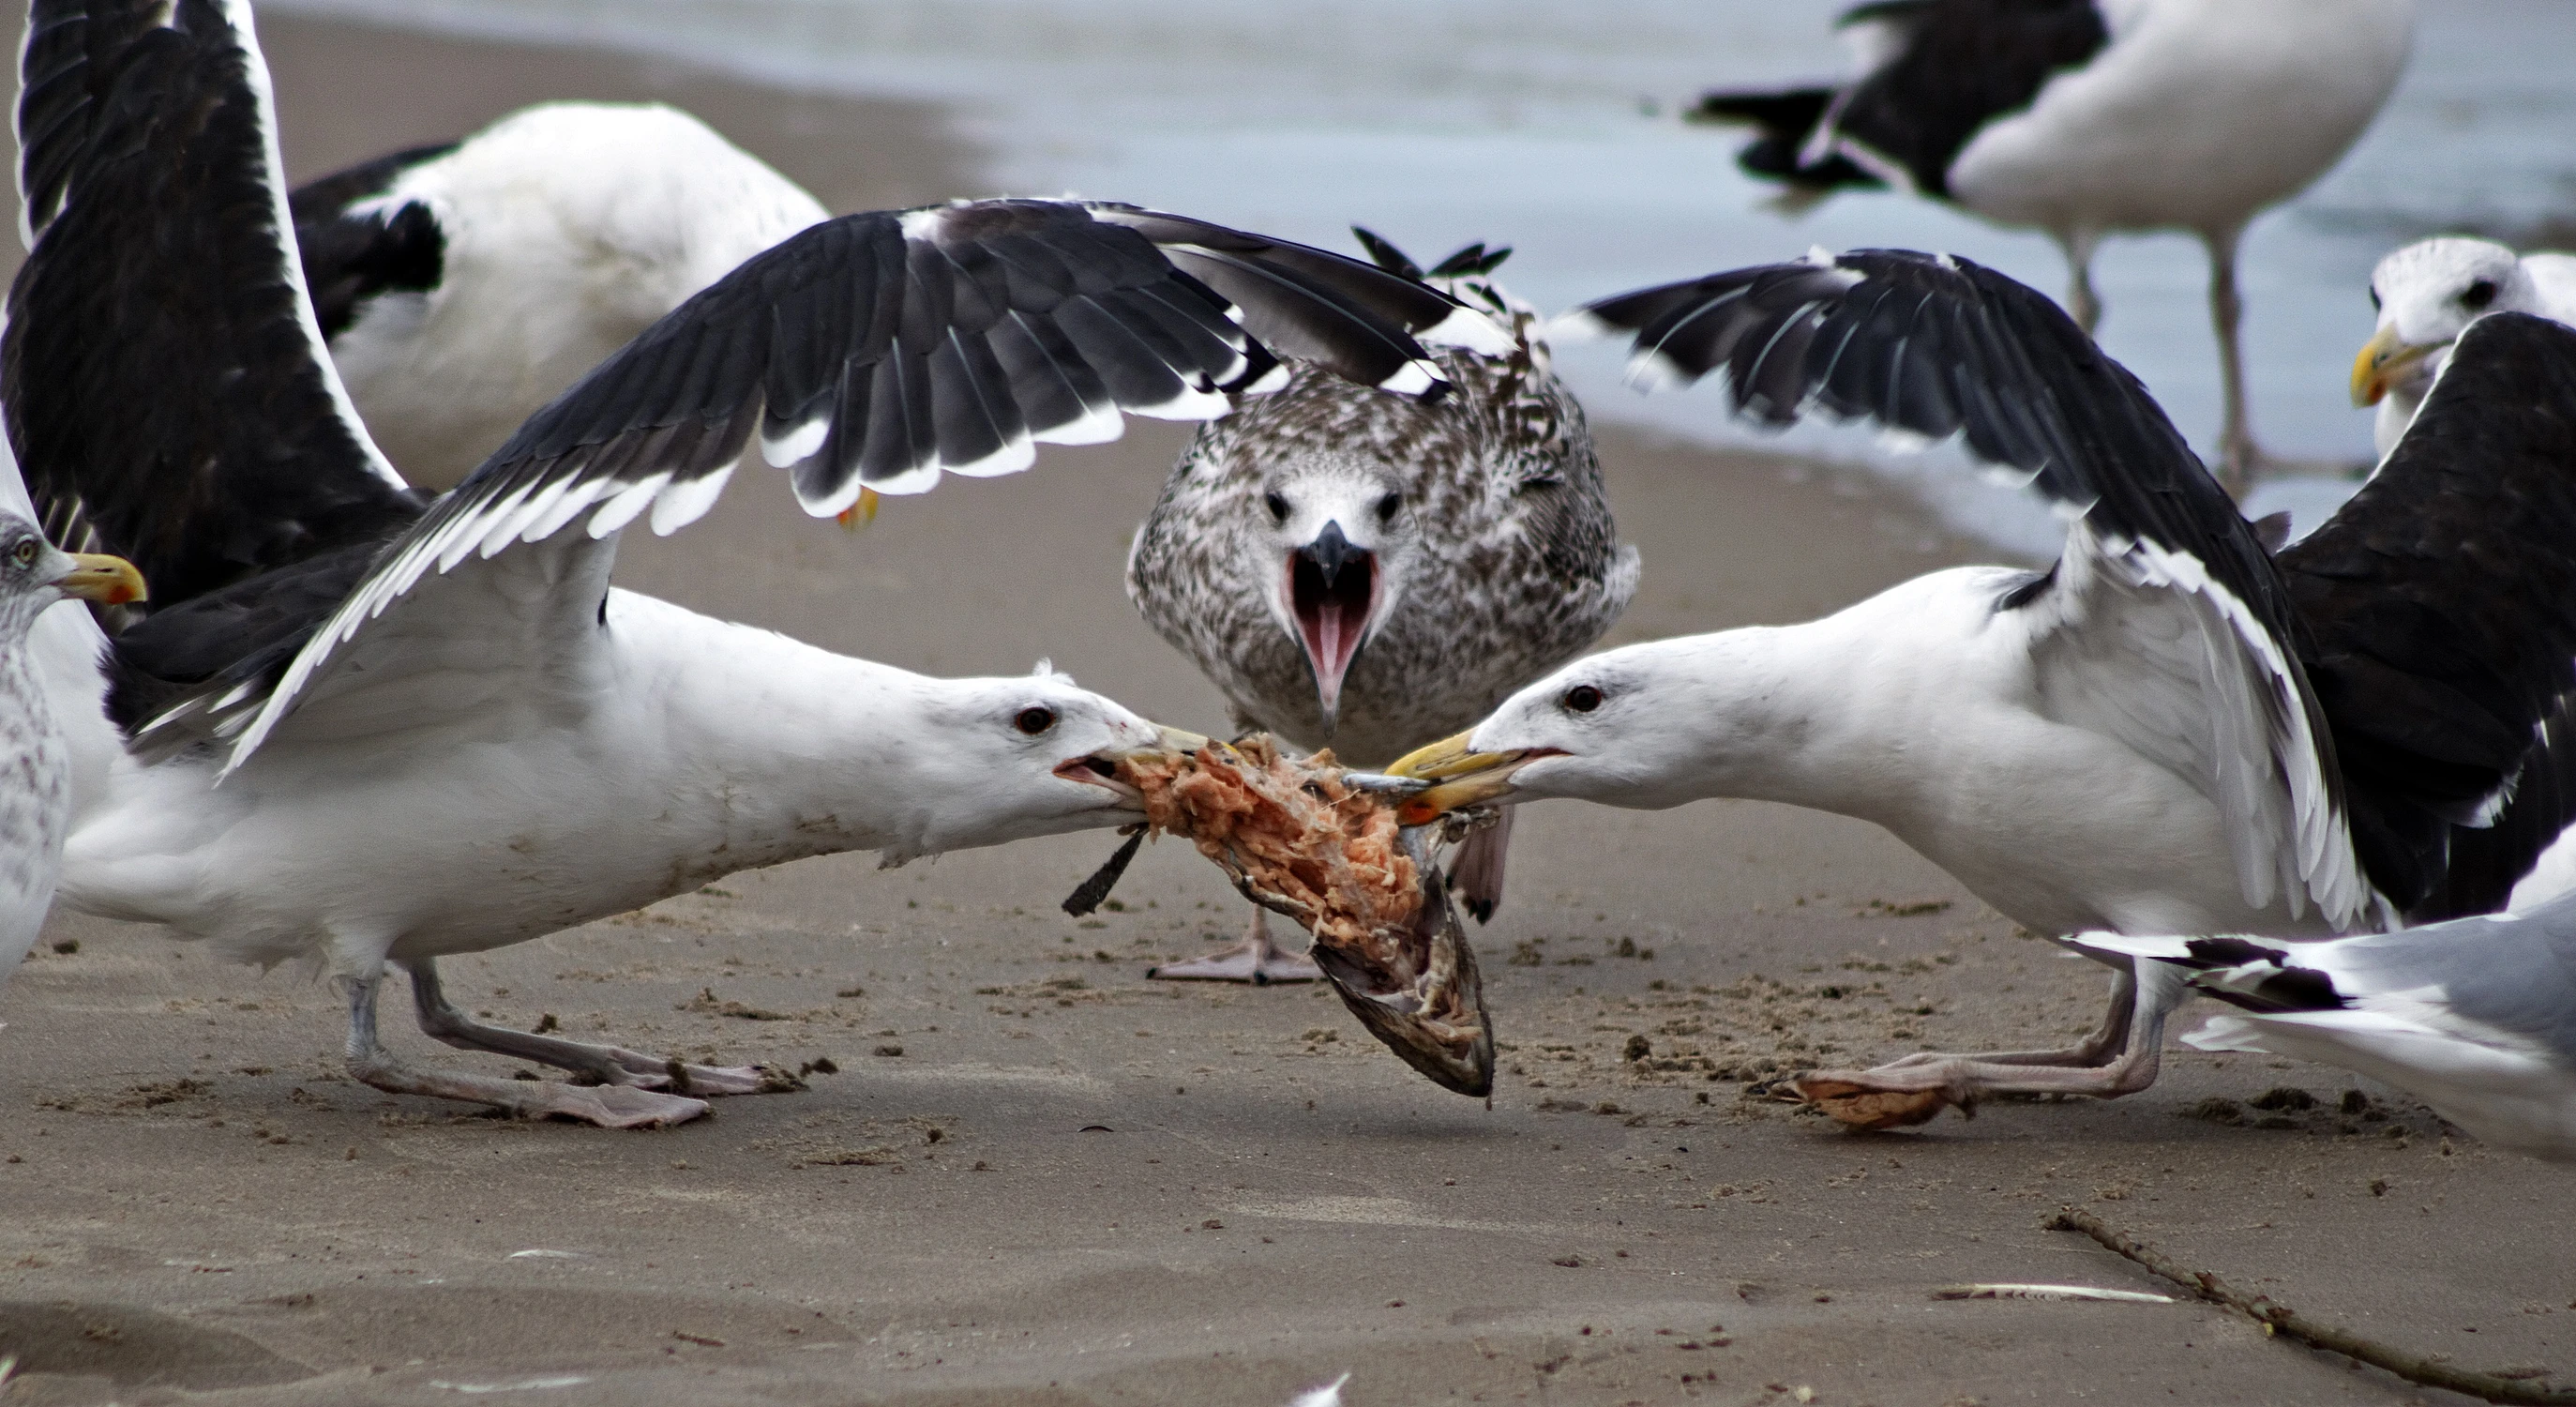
[51,552,145,605]
[1054,723,1213,805]
[2351,325,2440,407]
[1288,521,1377,722]
[1383,731,1555,826]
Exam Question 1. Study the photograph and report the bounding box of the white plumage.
[2069,897,2576,1162]
[297,101,828,488]
[2353,235,2576,460]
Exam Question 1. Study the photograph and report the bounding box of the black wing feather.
[1692,0,2106,197]
[1576,250,2277,619]
[4,0,423,614]
[288,143,456,341]
[2279,312,2576,917]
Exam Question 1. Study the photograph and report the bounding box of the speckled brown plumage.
[1127,275,1637,767]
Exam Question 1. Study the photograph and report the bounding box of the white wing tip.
[1421,304,1514,356]
[1378,359,1445,401]
[1546,307,1621,344]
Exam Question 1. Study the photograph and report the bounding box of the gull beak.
[51,552,145,606]
[2351,325,2438,407]
[1054,723,1214,803]
[1383,731,1550,826]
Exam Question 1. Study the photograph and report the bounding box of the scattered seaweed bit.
[1099,736,1494,1097]
[2183,1097,2246,1126]
[675,990,789,1021]
[1061,825,1147,916]
[2048,1207,2576,1405]
[2249,1086,2317,1112]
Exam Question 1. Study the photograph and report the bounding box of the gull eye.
[2463,279,2497,310]
[1263,491,1289,523]
[1014,706,1057,735]
[9,539,34,567]
[1563,684,1604,714]
[1376,492,1401,522]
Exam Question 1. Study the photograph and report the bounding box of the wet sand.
[3,14,2571,1407]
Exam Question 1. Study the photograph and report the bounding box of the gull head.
[2354,237,2533,407]
[1249,456,1417,731]
[0,509,144,639]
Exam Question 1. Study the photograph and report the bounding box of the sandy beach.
[2,12,2571,1406]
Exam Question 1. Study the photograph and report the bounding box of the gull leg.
[1448,807,1514,924]
[2055,227,2103,337]
[1790,964,2184,1128]
[405,958,802,1097]
[1874,967,2135,1069]
[2204,224,2260,497]
[341,972,707,1128]
[1146,906,1322,984]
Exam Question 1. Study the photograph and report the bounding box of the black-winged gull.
[10,0,1475,1126]
[1688,0,2414,490]
[1392,250,2576,1125]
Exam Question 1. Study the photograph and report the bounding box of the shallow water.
[269,0,2576,551]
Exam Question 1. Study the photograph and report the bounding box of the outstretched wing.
[5,0,422,612]
[2281,312,2576,919]
[177,197,1498,771]
[1564,250,2370,928]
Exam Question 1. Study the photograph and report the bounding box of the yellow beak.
[53,552,145,606]
[1383,730,1543,826]
[2350,325,2439,407]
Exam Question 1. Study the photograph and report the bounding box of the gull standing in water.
[11,0,1480,1124]
[1690,0,2414,491]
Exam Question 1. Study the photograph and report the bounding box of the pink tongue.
[1307,599,1354,704]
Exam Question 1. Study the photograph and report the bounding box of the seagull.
[1687,0,2415,491]
[2353,235,2576,461]
[0,513,142,986]
[8,0,1484,1126]
[2066,894,2576,1162]
[1127,232,1634,981]
[1390,249,2576,1123]
[287,101,830,488]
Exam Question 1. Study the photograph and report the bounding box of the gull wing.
[1564,249,2369,928]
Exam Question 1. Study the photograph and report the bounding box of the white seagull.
[285,101,830,489]
[2067,893,2576,1162]
[8,0,1484,1126]
[1390,249,2576,1123]
[1689,0,2414,490]
[1127,232,1633,981]
[0,512,142,986]
[2352,235,2576,461]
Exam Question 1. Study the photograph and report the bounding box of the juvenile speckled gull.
[1128,234,1632,980]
